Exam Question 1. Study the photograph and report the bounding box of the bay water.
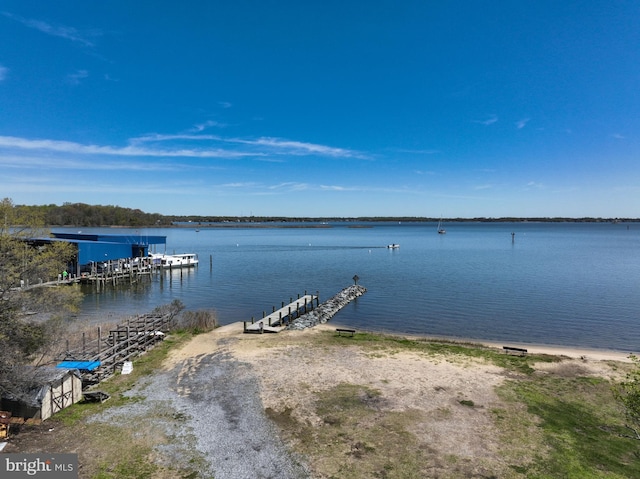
[62,222,640,352]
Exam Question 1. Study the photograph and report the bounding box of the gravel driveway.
[91,337,309,479]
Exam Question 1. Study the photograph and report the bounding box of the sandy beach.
[175,321,636,363]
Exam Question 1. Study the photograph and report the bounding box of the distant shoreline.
[47,218,639,229]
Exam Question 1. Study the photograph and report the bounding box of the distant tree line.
[11,201,635,227]
[13,203,168,227]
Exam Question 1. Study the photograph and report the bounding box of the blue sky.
[1,1,638,218]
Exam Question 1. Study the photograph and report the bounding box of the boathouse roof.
[51,232,166,245]
[33,233,167,265]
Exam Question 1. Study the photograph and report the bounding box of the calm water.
[62,222,640,352]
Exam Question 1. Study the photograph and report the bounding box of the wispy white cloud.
[474,184,494,190]
[516,118,530,129]
[0,153,220,173]
[190,120,225,132]
[0,130,367,171]
[268,182,309,191]
[135,132,368,159]
[2,12,98,47]
[611,133,625,140]
[234,137,368,159]
[473,115,498,126]
[0,65,7,81]
[67,69,88,85]
[0,135,253,159]
[219,101,232,109]
[525,181,545,189]
[129,133,223,144]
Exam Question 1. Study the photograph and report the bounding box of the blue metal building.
[40,233,167,274]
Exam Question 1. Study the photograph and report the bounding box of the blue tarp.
[56,361,101,371]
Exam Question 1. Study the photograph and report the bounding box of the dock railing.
[59,312,176,385]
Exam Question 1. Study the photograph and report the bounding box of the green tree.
[614,354,640,440]
[0,198,83,401]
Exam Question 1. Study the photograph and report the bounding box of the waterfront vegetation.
[11,329,640,478]
[0,198,83,401]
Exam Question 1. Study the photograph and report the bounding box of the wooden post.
[111,330,117,372]
[126,326,131,358]
[243,321,247,332]
[251,316,254,324]
[82,332,86,355]
[98,326,102,355]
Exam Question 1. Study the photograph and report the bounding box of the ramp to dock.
[244,294,318,333]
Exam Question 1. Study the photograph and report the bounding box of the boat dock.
[244,292,319,333]
[79,261,154,289]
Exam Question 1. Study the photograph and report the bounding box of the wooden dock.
[244,293,319,333]
[79,260,154,289]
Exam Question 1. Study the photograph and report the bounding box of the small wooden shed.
[0,368,83,422]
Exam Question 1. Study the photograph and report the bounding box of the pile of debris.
[286,284,366,330]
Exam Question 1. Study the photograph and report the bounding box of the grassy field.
[262,332,640,478]
[9,329,640,478]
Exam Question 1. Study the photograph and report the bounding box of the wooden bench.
[503,346,528,356]
[336,328,356,337]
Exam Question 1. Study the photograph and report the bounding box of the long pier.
[244,292,319,333]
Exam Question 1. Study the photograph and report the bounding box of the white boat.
[387,243,400,249]
[149,253,199,268]
[437,217,446,234]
